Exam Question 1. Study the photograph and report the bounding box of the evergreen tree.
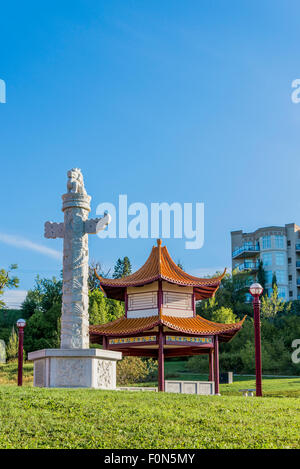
[113,257,132,278]
[122,257,132,277]
[6,326,18,360]
[272,272,278,289]
[257,260,266,290]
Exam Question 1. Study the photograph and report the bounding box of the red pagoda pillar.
[214,335,220,395]
[158,325,164,391]
[102,336,107,350]
[209,349,214,382]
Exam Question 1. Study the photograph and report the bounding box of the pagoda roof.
[90,314,246,343]
[95,239,226,300]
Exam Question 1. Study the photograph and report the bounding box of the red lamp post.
[16,319,26,386]
[249,283,263,397]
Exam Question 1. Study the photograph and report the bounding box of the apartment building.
[231,224,300,301]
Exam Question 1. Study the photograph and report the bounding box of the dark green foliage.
[20,276,62,354]
[194,270,300,375]
[272,272,277,288]
[257,260,266,290]
[197,271,253,320]
[113,257,132,279]
[23,303,61,353]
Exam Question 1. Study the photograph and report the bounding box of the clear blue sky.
[1,1,300,306]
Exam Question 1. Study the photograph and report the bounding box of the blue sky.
[1,1,300,306]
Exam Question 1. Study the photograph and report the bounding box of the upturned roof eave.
[89,314,246,340]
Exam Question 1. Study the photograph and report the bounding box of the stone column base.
[28,348,122,389]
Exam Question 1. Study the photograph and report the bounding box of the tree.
[24,303,61,352]
[88,260,111,292]
[6,326,18,360]
[21,276,62,319]
[89,290,108,325]
[257,260,266,290]
[211,307,237,324]
[196,270,253,320]
[113,257,132,279]
[272,272,277,289]
[107,298,124,321]
[261,284,290,318]
[117,357,157,385]
[0,265,19,309]
[21,276,62,353]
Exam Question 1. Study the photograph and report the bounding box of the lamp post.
[16,319,26,386]
[249,283,263,397]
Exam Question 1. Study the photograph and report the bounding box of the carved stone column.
[61,191,91,349]
[28,168,122,389]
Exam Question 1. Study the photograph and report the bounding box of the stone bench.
[165,380,215,395]
[239,388,256,397]
[117,387,158,392]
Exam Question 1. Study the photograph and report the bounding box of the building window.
[262,252,272,266]
[289,274,292,282]
[287,240,291,247]
[262,236,271,249]
[278,287,286,299]
[245,293,252,303]
[275,252,285,266]
[289,290,293,297]
[274,235,284,249]
[288,257,292,264]
[265,271,273,284]
[276,270,286,284]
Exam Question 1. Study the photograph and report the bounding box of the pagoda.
[90,240,245,393]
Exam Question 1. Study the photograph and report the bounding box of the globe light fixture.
[249,283,263,297]
[249,283,263,397]
[16,318,26,329]
[16,319,26,386]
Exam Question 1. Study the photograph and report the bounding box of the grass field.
[0,361,300,449]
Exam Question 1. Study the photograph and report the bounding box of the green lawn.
[0,361,300,448]
[0,385,299,449]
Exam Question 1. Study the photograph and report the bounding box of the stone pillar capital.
[62,192,91,212]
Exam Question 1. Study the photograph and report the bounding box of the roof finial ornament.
[157,239,162,247]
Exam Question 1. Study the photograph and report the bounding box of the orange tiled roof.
[90,314,246,343]
[95,239,226,300]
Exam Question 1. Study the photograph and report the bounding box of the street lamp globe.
[16,318,26,328]
[249,283,263,297]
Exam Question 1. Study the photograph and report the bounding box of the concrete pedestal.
[28,348,122,389]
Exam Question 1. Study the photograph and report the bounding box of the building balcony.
[296,244,300,251]
[235,261,260,272]
[296,261,300,269]
[232,245,260,259]
[297,279,300,286]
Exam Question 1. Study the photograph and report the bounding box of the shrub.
[117,357,158,385]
